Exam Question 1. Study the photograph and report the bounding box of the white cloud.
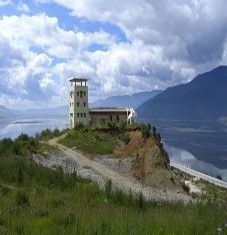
[17,2,30,13]
[1,1,227,107]
[0,0,11,7]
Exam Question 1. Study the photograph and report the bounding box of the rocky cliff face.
[114,131,185,191]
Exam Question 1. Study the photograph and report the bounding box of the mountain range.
[0,90,161,120]
[137,66,227,121]
[90,90,162,108]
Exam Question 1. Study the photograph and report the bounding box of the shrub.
[1,185,11,196]
[40,129,52,138]
[138,192,145,211]
[118,132,130,144]
[74,123,84,130]
[140,123,151,139]
[17,167,24,186]
[182,182,190,193]
[53,128,60,136]
[217,175,222,180]
[55,213,76,227]
[105,179,112,200]
[15,190,30,207]
[15,133,30,142]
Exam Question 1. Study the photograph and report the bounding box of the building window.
[70,92,73,98]
[81,113,83,117]
[84,92,86,96]
[84,102,86,107]
[77,92,79,96]
[70,113,73,117]
[116,115,120,122]
[77,102,80,107]
[84,113,86,117]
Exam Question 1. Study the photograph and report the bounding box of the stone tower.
[69,78,89,128]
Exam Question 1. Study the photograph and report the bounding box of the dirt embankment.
[114,131,185,192]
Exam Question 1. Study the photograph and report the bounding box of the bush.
[140,123,151,139]
[138,192,145,211]
[15,133,30,142]
[15,190,30,207]
[40,129,52,138]
[74,123,84,130]
[105,179,112,200]
[118,132,130,144]
[0,138,21,157]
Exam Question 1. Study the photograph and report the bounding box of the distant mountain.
[90,90,162,108]
[137,66,227,121]
[0,106,14,120]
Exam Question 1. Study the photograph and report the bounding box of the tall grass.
[0,129,227,234]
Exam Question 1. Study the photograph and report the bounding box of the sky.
[0,0,227,108]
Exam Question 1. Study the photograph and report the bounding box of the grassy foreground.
[0,130,227,234]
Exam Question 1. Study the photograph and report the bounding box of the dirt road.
[171,162,227,189]
[48,136,193,203]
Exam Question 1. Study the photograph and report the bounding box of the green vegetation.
[59,124,132,155]
[0,153,227,234]
[59,127,119,155]
[1,128,227,234]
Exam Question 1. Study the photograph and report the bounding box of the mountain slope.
[90,90,162,108]
[137,66,227,121]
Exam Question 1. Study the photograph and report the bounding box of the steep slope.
[90,90,162,108]
[137,66,227,120]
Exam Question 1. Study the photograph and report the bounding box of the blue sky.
[0,0,227,108]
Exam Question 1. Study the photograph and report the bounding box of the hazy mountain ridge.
[90,90,162,108]
[137,66,227,121]
[0,90,161,120]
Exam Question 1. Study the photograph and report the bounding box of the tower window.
[84,113,86,117]
[84,102,86,107]
[77,113,79,117]
[77,92,79,96]
[77,102,80,107]
[70,113,73,117]
[84,92,86,96]
[81,113,83,117]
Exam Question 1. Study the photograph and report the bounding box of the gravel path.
[48,136,193,203]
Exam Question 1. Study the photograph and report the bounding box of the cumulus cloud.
[17,2,30,13]
[0,0,11,7]
[0,14,117,107]
[1,0,227,107]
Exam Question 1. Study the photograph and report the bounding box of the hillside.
[137,66,227,121]
[90,90,162,108]
[1,128,227,234]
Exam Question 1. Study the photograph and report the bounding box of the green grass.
[1,129,227,234]
[59,128,119,155]
[1,155,227,234]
